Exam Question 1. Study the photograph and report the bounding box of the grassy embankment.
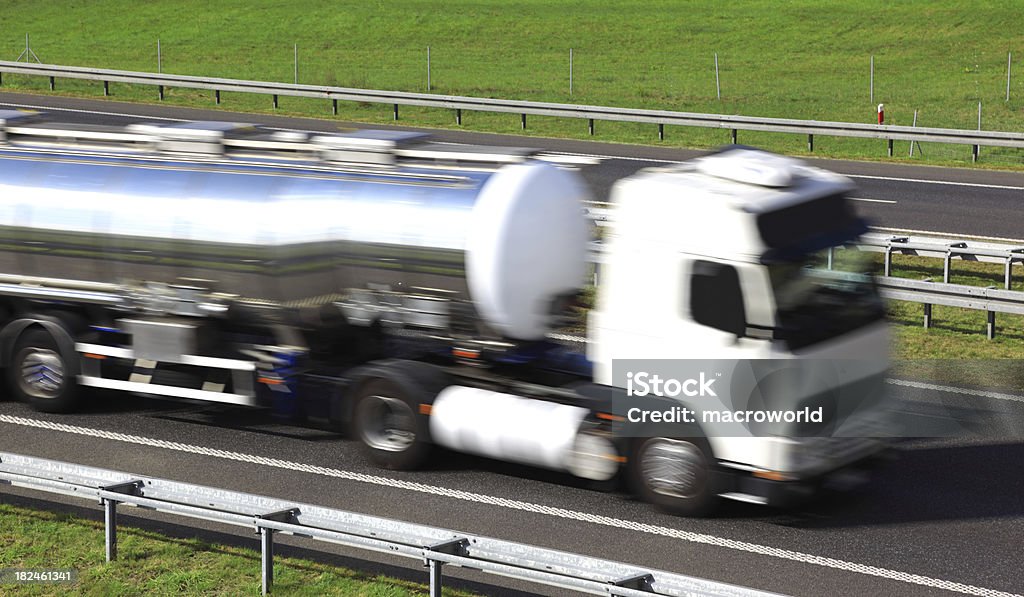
[0,1,1022,167]
[0,502,473,596]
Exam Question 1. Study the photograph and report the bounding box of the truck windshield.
[767,250,885,351]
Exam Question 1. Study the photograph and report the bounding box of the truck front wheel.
[630,436,720,516]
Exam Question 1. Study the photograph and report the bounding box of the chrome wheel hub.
[360,395,416,452]
[18,348,65,399]
[640,438,706,498]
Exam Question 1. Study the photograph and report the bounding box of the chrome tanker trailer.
[0,112,891,515]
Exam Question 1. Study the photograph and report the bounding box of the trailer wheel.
[8,328,80,413]
[630,435,719,517]
[353,377,431,470]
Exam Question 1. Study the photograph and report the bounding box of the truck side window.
[689,260,746,336]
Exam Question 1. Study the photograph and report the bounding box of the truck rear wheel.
[353,377,432,470]
[630,436,720,517]
[8,328,80,413]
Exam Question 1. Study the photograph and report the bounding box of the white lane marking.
[887,379,1024,405]
[0,414,1017,597]
[0,101,183,122]
[848,173,1024,191]
[850,197,897,204]
[870,226,1024,244]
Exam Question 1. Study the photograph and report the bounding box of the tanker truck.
[0,111,891,515]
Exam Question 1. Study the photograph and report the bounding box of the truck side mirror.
[689,260,747,337]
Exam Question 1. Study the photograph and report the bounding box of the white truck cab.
[589,148,891,513]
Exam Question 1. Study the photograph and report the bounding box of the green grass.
[0,502,473,596]
[1,1,1023,166]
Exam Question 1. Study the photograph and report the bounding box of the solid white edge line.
[0,414,1019,597]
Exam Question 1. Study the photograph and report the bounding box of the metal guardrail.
[0,452,784,597]
[845,232,1024,339]
[2,61,1024,159]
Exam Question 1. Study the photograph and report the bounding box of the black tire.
[8,328,80,413]
[629,435,720,517]
[352,370,439,471]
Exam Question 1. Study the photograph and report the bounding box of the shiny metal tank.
[0,145,592,340]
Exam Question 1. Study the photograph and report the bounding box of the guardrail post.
[521,113,527,130]
[588,118,594,135]
[884,247,893,277]
[887,139,893,157]
[972,144,979,163]
[923,303,932,329]
[731,129,737,144]
[987,311,996,339]
[49,76,55,91]
[99,480,143,563]
[428,559,443,597]
[273,94,278,109]
[158,85,164,101]
[255,508,297,595]
[394,104,399,120]
[1005,258,1014,290]
[943,253,952,283]
[808,134,814,152]
[332,99,338,115]
[103,498,118,562]
[826,246,834,270]
[456,108,462,125]
[103,81,109,96]
[658,123,664,140]
[261,528,275,595]
[424,539,467,597]
[215,90,221,105]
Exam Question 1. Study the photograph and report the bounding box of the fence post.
[714,53,721,100]
[294,44,298,85]
[427,46,431,91]
[909,110,919,157]
[1008,52,1012,102]
[103,499,118,562]
[157,39,162,73]
[973,101,982,162]
[870,55,874,103]
[569,48,573,96]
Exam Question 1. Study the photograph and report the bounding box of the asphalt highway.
[0,91,1023,596]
